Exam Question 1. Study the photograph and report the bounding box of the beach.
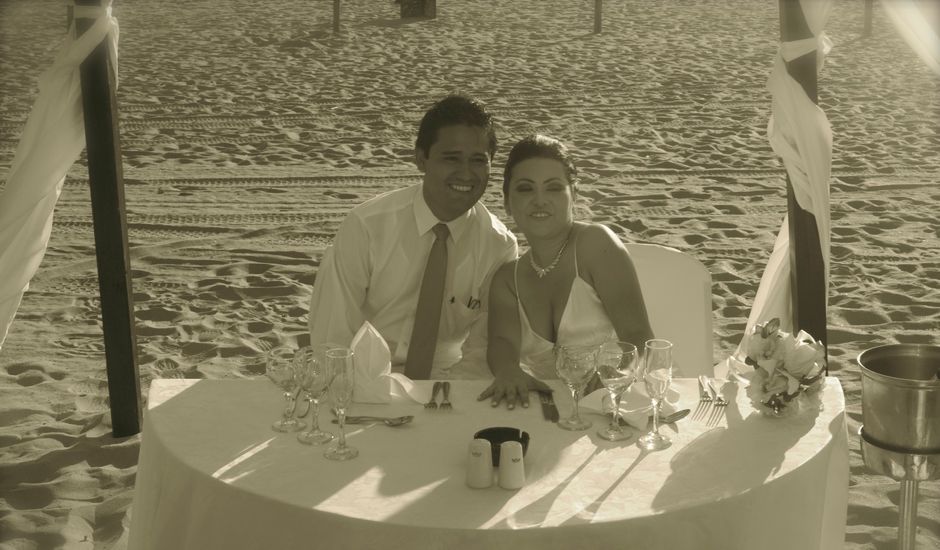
[1,0,938,547]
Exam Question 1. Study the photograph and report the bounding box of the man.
[309,95,518,379]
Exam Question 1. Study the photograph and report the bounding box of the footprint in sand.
[5,363,66,386]
[324,190,359,200]
[148,358,186,380]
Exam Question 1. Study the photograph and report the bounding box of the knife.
[537,391,559,422]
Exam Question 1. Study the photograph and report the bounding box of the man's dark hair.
[415,95,497,159]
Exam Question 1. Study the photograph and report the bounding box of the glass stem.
[282,392,294,420]
[308,398,320,431]
[572,388,582,421]
[337,410,347,448]
[288,387,304,419]
[610,392,622,430]
[650,397,661,435]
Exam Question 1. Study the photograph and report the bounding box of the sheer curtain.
[0,4,118,350]
[881,0,940,76]
[720,0,834,375]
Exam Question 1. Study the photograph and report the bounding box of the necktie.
[404,223,450,379]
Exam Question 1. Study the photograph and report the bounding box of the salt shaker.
[466,438,494,488]
[497,441,525,490]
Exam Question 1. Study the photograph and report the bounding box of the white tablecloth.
[128,378,849,550]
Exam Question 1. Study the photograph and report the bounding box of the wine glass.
[596,341,639,441]
[266,346,306,433]
[294,346,335,445]
[637,339,674,451]
[554,344,599,431]
[324,347,358,461]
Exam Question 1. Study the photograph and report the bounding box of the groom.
[308,94,517,379]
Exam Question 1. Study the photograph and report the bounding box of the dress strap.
[571,227,581,279]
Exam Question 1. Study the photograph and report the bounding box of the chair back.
[626,243,714,377]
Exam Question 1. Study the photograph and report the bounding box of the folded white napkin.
[350,322,393,404]
[580,384,680,429]
[350,322,433,404]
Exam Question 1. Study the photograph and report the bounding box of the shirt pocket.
[448,301,482,334]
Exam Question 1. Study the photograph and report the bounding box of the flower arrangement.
[744,318,826,416]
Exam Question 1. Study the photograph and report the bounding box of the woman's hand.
[477,369,552,410]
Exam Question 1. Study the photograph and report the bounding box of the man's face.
[416,124,491,222]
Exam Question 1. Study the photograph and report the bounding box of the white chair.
[626,243,714,378]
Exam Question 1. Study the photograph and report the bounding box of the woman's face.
[505,157,575,239]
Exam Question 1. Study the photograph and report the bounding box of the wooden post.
[401,0,434,18]
[333,0,340,33]
[594,0,602,34]
[863,0,873,38]
[779,0,828,372]
[75,0,142,437]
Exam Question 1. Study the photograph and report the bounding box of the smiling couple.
[308,94,654,411]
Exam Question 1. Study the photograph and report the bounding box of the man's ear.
[414,148,427,172]
[571,182,579,199]
[503,196,511,217]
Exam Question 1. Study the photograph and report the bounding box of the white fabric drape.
[881,0,940,76]
[0,4,118,351]
[722,0,834,374]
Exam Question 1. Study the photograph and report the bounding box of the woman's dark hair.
[415,95,497,159]
[502,134,579,197]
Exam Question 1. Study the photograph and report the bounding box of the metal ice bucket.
[859,344,940,454]
[858,344,940,550]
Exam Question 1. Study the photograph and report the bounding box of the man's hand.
[477,369,552,410]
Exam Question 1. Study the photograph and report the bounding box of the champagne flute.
[324,347,358,461]
[637,339,673,451]
[294,346,335,445]
[596,341,639,441]
[266,346,306,433]
[554,344,599,431]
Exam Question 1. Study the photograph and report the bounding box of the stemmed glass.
[554,344,600,431]
[294,346,335,445]
[324,347,358,461]
[266,346,306,433]
[637,339,674,451]
[596,341,639,441]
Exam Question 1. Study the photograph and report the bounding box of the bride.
[479,134,655,409]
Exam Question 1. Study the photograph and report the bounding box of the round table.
[128,377,848,549]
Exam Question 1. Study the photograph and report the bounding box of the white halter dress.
[514,237,617,380]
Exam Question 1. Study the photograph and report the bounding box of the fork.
[693,375,713,420]
[424,381,442,410]
[439,381,453,411]
[706,377,728,426]
[708,378,729,407]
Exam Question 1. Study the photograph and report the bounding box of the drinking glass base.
[324,444,359,461]
[297,430,334,445]
[558,417,592,431]
[598,426,634,441]
[272,419,306,433]
[637,431,671,451]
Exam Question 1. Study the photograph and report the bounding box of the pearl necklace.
[528,233,571,278]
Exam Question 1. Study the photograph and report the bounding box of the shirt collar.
[413,184,471,242]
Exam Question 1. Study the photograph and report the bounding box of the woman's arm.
[477,262,551,409]
[579,224,655,347]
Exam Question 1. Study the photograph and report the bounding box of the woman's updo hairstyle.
[502,134,579,198]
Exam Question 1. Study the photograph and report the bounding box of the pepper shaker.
[497,441,525,490]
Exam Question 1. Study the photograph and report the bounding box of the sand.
[1,0,938,548]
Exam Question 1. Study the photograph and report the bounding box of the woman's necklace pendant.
[529,236,569,279]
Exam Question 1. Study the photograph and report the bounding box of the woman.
[478,134,655,409]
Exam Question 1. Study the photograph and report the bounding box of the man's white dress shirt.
[309,183,517,378]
